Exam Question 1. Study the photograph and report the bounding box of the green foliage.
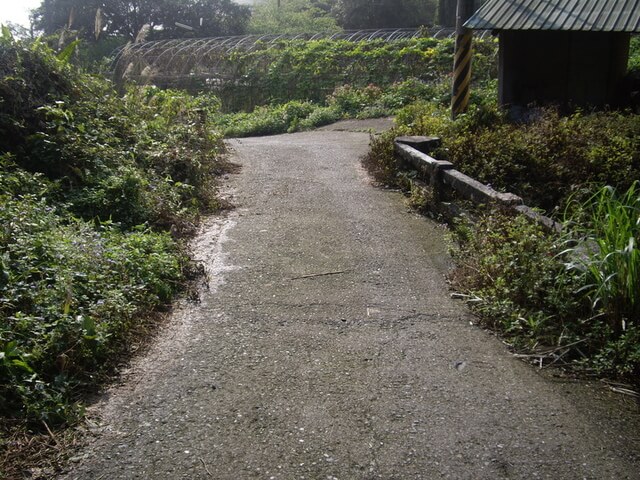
[450,210,639,380]
[328,84,383,116]
[450,213,584,351]
[297,105,342,130]
[362,127,409,185]
[217,78,449,137]
[249,0,341,34]
[0,35,226,426]
[75,36,129,71]
[629,35,640,72]
[218,100,317,137]
[0,37,75,155]
[13,74,225,228]
[219,36,494,111]
[563,183,640,335]
[332,0,438,29]
[0,186,184,424]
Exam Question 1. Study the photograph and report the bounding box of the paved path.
[63,124,640,479]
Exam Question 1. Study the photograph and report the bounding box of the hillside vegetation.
[0,30,227,436]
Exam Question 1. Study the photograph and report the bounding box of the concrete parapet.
[394,137,559,231]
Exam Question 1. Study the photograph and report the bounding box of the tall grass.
[564,182,640,333]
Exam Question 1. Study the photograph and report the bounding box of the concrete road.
[62,123,640,479]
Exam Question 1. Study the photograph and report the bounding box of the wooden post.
[451,0,474,119]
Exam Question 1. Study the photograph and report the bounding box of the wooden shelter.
[465,0,640,109]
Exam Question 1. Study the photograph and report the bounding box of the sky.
[0,0,41,27]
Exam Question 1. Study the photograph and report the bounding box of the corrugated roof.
[464,0,640,32]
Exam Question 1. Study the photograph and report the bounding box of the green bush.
[328,84,384,117]
[298,105,342,129]
[19,78,226,228]
[0,34,226,427]
[449,213,585,351]
[219,100,315,137]
[217,79,450,138]
[0,166,185,425]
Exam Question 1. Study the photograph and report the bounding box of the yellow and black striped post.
[451,0,475,119]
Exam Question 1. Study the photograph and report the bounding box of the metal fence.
[111,28,494,110]
[112,29,456,85]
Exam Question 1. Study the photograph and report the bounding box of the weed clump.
[450,183,640,382]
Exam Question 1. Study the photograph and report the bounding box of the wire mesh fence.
[112,28,494,111]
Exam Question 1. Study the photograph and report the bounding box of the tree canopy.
[248,0,341,34]
[331,0,438,30]
[33,0,251,41]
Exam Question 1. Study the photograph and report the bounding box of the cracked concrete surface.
[61,122,640,479]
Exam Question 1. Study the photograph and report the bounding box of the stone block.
[395,136,442,154]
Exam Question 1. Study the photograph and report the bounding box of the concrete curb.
[394,136,562,232]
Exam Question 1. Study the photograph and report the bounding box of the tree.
[33,0,251,41]
[248,0,341,34]
[153,0,252,39]
[331,0,437,30]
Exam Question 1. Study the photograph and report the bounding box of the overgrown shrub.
[0,32,226,428]
[449,212,585,351]
[450,206,639,382]
[218,100,316,137]
[217,79,447,138]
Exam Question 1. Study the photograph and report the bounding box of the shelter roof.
[464,0,640,32]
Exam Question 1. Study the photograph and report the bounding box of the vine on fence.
[114,32,497,111]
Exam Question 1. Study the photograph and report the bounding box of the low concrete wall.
[394,136,561,232]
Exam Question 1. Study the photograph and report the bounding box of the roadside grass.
[562,183,640,376]
[564,182,640,332]
[447,183,640,383]
[215,78,447,137]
